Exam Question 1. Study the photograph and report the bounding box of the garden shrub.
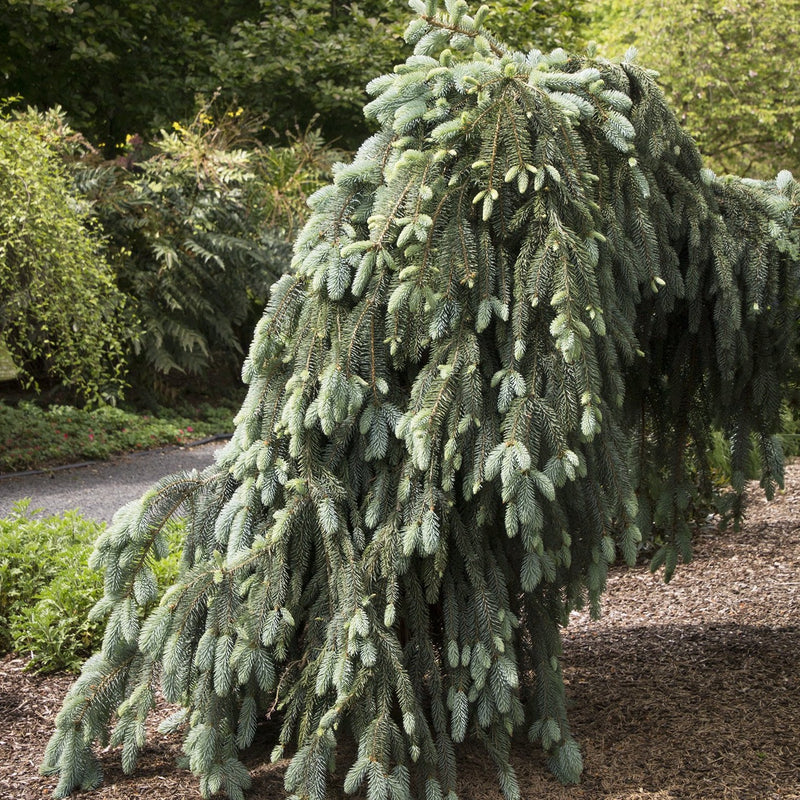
[72,110,337,393]
[0,105,131,402]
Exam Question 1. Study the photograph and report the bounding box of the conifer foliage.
[43,3,799,799]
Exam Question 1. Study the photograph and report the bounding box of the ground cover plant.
[43,3,799,800]
[0,502,183,673]
[0,401,235,473]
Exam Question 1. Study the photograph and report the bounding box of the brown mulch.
[3,467,800,800]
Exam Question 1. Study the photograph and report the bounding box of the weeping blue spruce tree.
[43,2,799,799]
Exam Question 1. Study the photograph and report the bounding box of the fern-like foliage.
[43,3,799,800]
[71,116,301,387]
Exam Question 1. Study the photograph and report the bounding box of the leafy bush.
[0,105,132,402]
[249,124,346,242]
[72,110,337,390]
[9,563,104,673]
[0,400,235,472]
[0,502,102,658]
[778,402,800,460]
[74,112,281,380]
[706,403,800,489]
[0,500,183,672]
[592,0,800,178]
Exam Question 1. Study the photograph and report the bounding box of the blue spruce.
[43,3,799,799]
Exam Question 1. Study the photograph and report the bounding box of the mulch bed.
[3,467,799,800]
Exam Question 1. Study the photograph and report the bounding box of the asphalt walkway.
[0,441,226,523]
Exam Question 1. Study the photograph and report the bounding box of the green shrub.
[249,123,345,242]
[0,104,132,402]
[0,500,184,672]
[0,400,235,472]
[9,550,104,673]
[72,109,336,389]
[706,403,800,490]
[0,103,340,400]
[0,502,103,669]
[777,389,800,461]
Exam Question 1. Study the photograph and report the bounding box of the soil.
[2,466,799,800]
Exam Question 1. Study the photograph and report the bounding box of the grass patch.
[0,400,236,473]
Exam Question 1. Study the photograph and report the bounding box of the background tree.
[0,0,259,156]
[1,1,593,154]
[592,0,800,178]
[205,0,409,149]
[486,0,589,52]
[43,3,799,800]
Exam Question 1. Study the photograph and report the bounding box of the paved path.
[0,442,226,523]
